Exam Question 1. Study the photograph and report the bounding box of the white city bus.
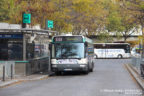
[49,35,94,74]
[94,43,130,58]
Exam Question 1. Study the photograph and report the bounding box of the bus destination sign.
[54,36,83,42]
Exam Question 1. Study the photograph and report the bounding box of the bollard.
[3,66,5,81]
[48,56,51,74]
[11,64,13,79]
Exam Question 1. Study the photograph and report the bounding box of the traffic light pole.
[48,28,52,75]
[22,12,26,28]
[141,27,144,59]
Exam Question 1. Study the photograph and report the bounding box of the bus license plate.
[64,69,72,71]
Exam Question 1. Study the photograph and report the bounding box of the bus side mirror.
[85,42,88,47]
[85,43,88,57]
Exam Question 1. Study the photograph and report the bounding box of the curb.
[125,64,144,90]
[18,75,49,81]
[48,72,55,76]
[0,80,19,88]
[0,75,48,88]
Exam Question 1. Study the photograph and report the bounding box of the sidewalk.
[125,64,144,90]
[0,74,49,88]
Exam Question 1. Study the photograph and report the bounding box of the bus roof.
[93,43,130,45]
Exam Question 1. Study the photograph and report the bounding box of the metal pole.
[48,30,51,75]
[11,64,13,79]
[48,51,51,74]
[142,26,144,58]
[3,66,5,81]
[23,34,26,60]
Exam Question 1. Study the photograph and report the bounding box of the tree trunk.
[124,36,127,43]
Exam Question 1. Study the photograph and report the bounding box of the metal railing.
[131,56,141,72]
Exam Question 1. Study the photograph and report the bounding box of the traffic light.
[22,12,26,28]
[22,12,31,28]
[22,22,26,28]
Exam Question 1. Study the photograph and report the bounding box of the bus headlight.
[80,65,86,67]
[51,59,57,64]
[78,59,88,64]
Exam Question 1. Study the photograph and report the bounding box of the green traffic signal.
[47,20,53,28]
[23,13,31,24]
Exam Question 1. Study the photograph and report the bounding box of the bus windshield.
[52,43,84,59]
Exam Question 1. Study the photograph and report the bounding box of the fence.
[0,61,15,81]
[27,57,49,75]
[0,57,50,81]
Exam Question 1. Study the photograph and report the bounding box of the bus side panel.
[94,49,105,58]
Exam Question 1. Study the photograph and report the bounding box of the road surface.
[0,59,143,96]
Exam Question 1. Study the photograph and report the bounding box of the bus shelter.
[0,29,57,77]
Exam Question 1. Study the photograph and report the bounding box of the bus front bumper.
[51,64,88,72]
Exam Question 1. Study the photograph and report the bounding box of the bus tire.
[89,68,93,72]
[95,54,98,59]
[84,66,89,74]
[117,54,123,59]
[84,70,89,74]
[89,62,94,72]
[140,67,144,77]
[55,71,61,75]
[141,71,144,77]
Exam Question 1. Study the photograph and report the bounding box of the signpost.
[22,12,31,28]
[23,13,31,24]
[46,20,54,75]
[46,20,54,29]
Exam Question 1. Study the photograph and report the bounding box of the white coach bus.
[49,35,94,74]
[94,43,130,58]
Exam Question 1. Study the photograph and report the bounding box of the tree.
[0,0,17,23]
[0,0,141,43]
[51,0,73,33]
[120,0,144,56]
[119,6,138,42]
[0,0,9,21]
[125,0,144,35]
[71,0,108,35]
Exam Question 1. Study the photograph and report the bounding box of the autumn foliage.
[0,0,144,40]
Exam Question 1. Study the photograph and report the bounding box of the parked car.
[131,46,141,57]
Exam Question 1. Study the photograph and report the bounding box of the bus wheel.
[55,72,61,75]
[84,68,89,74]
[141,71,144,77]
[94,54,98,59]
[89,62,94,72]
[117,54,123,59]
[89,68,93,72]
[84,70,89,74]
[140,67,144,77]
